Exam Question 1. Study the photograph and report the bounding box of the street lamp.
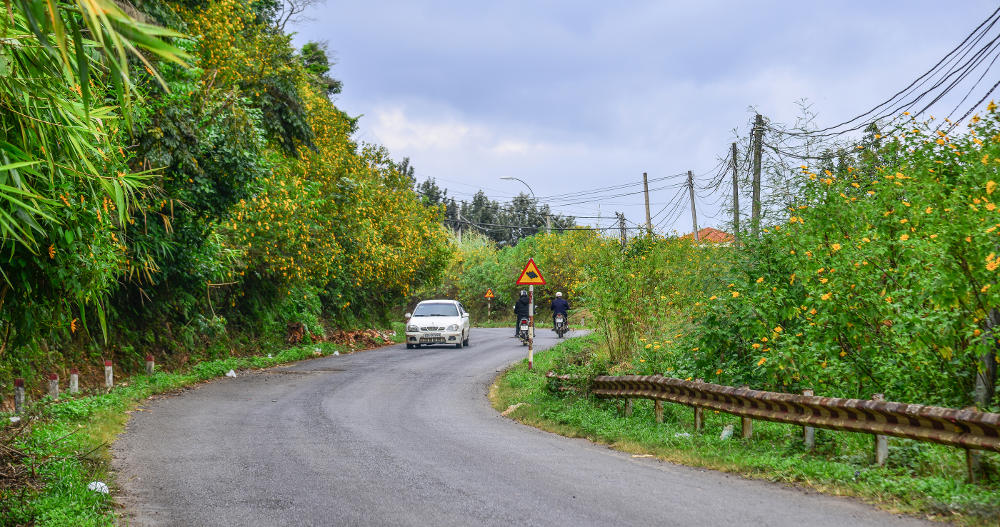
[500,177,549,233]
[500,176,535,200]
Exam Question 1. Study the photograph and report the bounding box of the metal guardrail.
[544,372,999,481]
[589,375,1000,452]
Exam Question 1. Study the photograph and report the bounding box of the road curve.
[113,328,927,526]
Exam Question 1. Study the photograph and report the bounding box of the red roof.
[681,227,734,243]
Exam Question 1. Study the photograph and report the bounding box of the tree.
[300,41,343,97]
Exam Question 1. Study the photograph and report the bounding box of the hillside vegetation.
[0,0,450,390]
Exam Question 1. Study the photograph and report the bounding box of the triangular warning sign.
[516,258,546,285]
[484,288,495,299]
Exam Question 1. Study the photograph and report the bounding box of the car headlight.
[446,324,459,331]
[407,324,418,332]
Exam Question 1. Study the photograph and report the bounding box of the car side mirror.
[404,312,412,319]
[463,313,470,318]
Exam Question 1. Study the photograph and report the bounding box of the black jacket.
[514,295,531,317]
[551,297,569,315]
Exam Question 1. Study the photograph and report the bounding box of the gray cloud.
[292,1,997,231]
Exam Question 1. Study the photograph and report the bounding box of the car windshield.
[412,303,459,317]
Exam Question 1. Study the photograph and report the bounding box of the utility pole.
[617,212,627,249]
[687,170,699,242]
[751,113,764,238]
[643,172,652,235]
[545,214,551,234]
[731,142,740,246]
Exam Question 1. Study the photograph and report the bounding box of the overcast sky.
[290,1,998,234]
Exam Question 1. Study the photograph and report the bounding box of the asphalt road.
[113,328,928,526]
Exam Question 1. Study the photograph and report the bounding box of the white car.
[405,300,471,349]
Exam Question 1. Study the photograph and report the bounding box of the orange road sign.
[516,258,546,285]
[484,289,495,299]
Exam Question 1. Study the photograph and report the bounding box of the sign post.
[516,258,546,370]
[484,288,495,319]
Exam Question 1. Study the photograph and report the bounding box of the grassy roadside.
[0,323,404,527]
[490,333,1000,526]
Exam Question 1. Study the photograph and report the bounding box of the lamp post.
[500,177,549,234]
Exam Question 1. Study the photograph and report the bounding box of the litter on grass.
[720,424,734,440]
[225,370,237,378]
[87,481,109,494]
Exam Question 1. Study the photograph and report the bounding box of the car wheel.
[406,343,413,349]
[455,341,463,349]
[463,332,470,347]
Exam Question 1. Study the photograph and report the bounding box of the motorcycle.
[554,313,568,338]
[518,317,530,346]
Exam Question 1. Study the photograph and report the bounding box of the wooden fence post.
[69,368,79,394]
[654,400,663,423]
[740,385,753,439]
[145,354,155,375]
[872,393,888,466]
[624,398,633,417]
[963,406,982,483]
[802,388,815,450]
[693,378,704,431]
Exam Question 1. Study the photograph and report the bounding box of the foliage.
[1,0,451,396]
[677,109,1000,409]
[417,178,576,246]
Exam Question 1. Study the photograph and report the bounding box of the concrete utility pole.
[643,172,652,235]
[731,142,740,246]
[617,212,627,249]
[688,170,699,242]
[751,113,764,238]
[545,214,551,234]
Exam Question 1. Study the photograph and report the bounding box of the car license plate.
[420,337,445,343]
[424,332,441,337]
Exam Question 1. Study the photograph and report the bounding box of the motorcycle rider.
[513,290,530,337]
[551,292,569,330]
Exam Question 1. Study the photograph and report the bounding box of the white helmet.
[555,292,563,297]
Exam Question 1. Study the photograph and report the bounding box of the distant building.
[680,227,734,244]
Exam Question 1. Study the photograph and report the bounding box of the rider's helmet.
[519,290,527,296]
[555,292,563,297]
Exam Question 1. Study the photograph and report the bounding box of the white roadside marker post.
[104,360,113,389]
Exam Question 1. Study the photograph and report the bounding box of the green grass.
[490,333,1000,526]
[0,333,396,527]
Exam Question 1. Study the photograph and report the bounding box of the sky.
[290,1,998,235]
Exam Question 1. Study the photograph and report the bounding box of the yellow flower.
[756,277,764,283]
[48,245,55,259]
[774,326,783,332]
[731,291,740,298]
[752,343,762,349]
[715,369,723,375]
[645,344,652,349]
[900,234,910,241]
[757,357,767,366]
[989,100,998,112]
[989,181,997,195]
[821,292,832,301]
[709,295,718,300]
[831,243,841,251]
